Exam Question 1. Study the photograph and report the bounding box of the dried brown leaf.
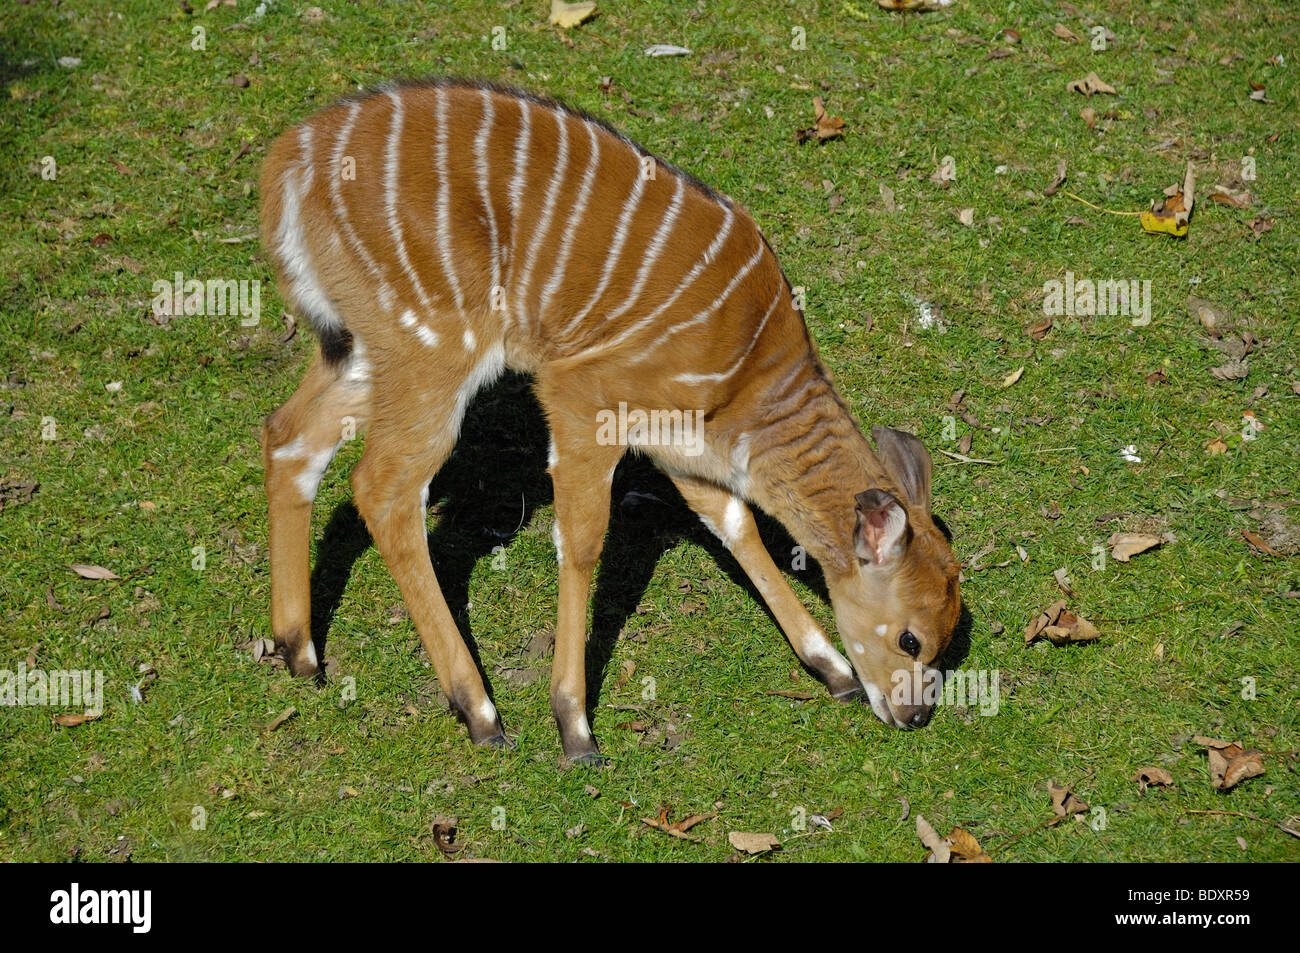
[1066,71,1117,96]
[70,564,120,581]
[1132,766,1174,792]
[1108,532,1163,562]
[1049,781,1089,817]
[728,831,781,854]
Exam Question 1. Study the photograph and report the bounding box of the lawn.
[0,0,1296,862]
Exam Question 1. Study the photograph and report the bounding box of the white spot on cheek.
[875,624,888,637]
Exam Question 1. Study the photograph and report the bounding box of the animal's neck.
[739,357,890,580]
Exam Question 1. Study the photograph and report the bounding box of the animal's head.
[827,426,961,728]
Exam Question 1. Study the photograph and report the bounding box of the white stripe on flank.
[463,328,476,350]
[585,203,735,357]
[599,174,686,328]
[560,157,650,338]
[674,285,783,384]
[505,96,534,299]
[384,90,435,312]
[450,343,507,437]
[514,108,571,329]
[330,101,396,312]
[399,309,416,327]
[275,125,342,331]
[722,496,747,545]
[634,238,764,361]
[271,436,309,461]
[475,87,502,308]
[415,324,439,347]
[551,521,565,564]
[538,120,601,323]
[434,87,465,314]
[295,440,342,502]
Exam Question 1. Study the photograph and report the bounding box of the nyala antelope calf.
[260,79,961,764]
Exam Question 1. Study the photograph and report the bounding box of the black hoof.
[476,732,515,750]
[284,654,321,680]
[568,751,609,768]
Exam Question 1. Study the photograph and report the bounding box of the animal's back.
[259,79,789,383]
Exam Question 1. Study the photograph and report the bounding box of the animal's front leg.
[669,473,862,700]
[544,418,626,765]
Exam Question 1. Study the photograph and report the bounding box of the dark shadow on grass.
[307,373,970,732]
[307,501,371,673]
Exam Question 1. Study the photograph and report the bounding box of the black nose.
[909,708,929,727]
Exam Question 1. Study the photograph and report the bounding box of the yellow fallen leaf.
[1001,366,1025,388]
[1140,208,1188,237]
[1141,161,1195,237]
[549,0,597,29]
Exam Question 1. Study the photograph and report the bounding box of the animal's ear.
[871,426,933,513]
[854,489,912,567]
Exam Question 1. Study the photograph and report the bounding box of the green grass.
[1,0,1296,862]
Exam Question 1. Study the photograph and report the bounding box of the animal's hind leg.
[263,350,371,677]
[349,358,507,747]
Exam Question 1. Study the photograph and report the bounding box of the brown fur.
[260,79,961,760]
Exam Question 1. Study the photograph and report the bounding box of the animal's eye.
[899,631,921,658]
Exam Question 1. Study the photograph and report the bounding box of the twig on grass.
[937,449,1000,465]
